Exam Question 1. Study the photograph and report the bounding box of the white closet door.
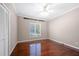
[0,4,9,56]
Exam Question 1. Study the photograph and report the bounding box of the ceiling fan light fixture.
[40,3,55,17]
[40,11,49,17]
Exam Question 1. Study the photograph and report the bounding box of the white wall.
[48,7,79,48]
[5,4,18,55]
[18,16,48,42]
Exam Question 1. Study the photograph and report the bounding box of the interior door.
[0,4,9,56]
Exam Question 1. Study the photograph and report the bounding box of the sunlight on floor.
[30,43,41,56]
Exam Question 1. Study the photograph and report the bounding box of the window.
[29,23,41,37]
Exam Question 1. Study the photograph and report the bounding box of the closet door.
[0,4,9,56]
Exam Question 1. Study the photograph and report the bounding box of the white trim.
[0,4,9,56]
[9,42,17,56]
[18,39,47,43]
[2,3,11,56]
[1,3,18,56]
[50,39,79,50]
[1,3,10,12]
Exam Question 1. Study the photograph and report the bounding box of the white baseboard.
[50,39,79,50]
[18,39,47,43]
[9,42,18,56]
[9,39,79,56]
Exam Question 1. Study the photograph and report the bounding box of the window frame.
[29,23,41,37]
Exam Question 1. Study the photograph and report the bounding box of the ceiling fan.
[40,3,57,17]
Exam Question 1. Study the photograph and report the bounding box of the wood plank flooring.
[11,39,79,56]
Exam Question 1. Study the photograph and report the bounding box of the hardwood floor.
[11,39,79,56]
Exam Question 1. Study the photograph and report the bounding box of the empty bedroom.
[0,3,79,56]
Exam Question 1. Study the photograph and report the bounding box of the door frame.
[0,3,9,56]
